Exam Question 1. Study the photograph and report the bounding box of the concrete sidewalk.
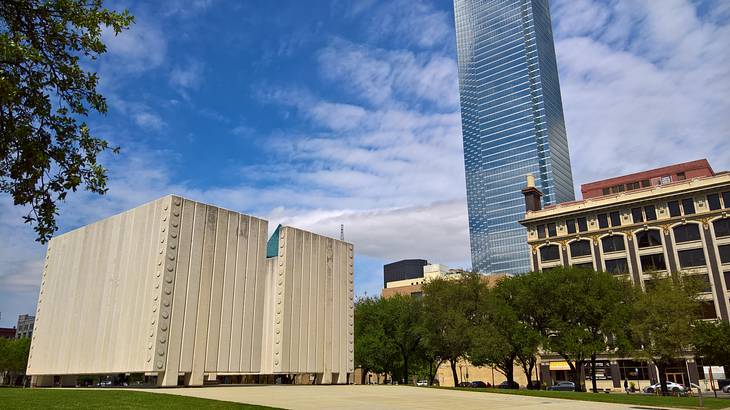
[139,385,637,409]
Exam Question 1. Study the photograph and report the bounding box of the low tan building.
[28,195,354,387]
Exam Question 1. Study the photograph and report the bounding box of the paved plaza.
[140,385,637,410]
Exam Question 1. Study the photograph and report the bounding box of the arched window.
[540,245,560,262]
[569,240,592,258]
[602,235,625,253]
[673,224,701,243]
[713,218,730,238]
[636,230,662,248]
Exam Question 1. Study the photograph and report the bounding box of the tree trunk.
[505,357,515,384]
[590,353,598,393]
[572,360,585,392]
[403,353,409,385]
[450,360,459,387]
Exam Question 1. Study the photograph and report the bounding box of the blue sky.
[1,0,729,327]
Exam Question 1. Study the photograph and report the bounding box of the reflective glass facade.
[454,0,574,274]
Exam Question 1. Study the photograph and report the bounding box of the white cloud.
[318,39,459,109]
[101,20,166,73]
[169,61,204,90]
[552,0,730,190]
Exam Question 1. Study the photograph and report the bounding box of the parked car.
[643,382,686,393]
[470,381,489,388]
[496,380,519,389]
[457,381,472,387]
[722,384,730,394]
[416,380,428,387]
[547,381,575,391]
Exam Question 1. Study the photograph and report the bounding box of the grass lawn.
[0,388,281,409]
[440,387,730,409]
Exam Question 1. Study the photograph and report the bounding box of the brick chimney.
[521,173,543,212]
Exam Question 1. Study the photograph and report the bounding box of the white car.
[643,381,686,393]
[416,380,428,387]
[722,384,730,393]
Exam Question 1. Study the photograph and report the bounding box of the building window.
[640,253,667,271]
[660,175,672,185]
[676,172,686,181]
[598,214,609,229]
[637,230,662,248]
[540,245,560,262]
[602,188,610,195]
[682,198,696,215]
[605,258,629,275]
[577,217,588,232]
[547,222,557,237]
[627,181,640,190]
[687,274,712,293]
[723,191,730,209]
[724,271,730,290]
[719,244,730,265]
[641,180,651,188]
[537,224,546,239]
[699,301,717,320]
[570,240,592,258]
[631,207,644,224]
[566,219,576,234]
[668,201,681,217]
[609,211,621,227]
[673,224,701,243]
[645,205,657,221]
[678,248,706,268]
[573,262,594,270]
[708,194,721,211]
[602,235,625,253]
[714,218,730,238]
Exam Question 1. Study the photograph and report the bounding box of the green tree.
[549,267,635,392]
[354,297,397,384]
[380,294,424,384]
[1,0,133,242]
[0,337,31,385]
[631,273,699,394]
[692,320,730,377]
[422,273,484,387]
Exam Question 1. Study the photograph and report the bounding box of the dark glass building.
[454,0,575,274]
[383,259,428,287]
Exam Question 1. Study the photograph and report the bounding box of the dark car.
[497,380,519,389]
[547,381,575,391]
[458,381,472,387]
[470,381,489,388]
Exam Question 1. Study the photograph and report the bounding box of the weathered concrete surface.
[138,385,637,410]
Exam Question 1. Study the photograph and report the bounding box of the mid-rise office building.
[15,314,35,339]
[520,160,730,388]
[454,0,575,275]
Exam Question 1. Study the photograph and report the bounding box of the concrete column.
[321,372,333,384]
[591,238,602,271]
[610,362,621,388]
[60,375,77,387]
[31,375,54,387]
[662,231,679,273]
[336,372,348,384]
[158,371,178,387]
[626,236,642,285]
[703,226,729,320]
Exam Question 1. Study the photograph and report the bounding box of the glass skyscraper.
[454,0,575,274]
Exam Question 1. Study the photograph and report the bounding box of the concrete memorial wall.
[27,195,354,387]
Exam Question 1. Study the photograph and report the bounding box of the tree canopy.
[1,0,133,242]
